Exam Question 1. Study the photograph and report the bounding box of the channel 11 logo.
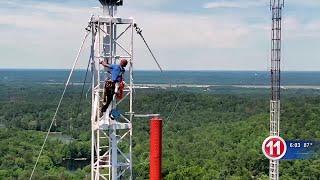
[262,136,287,160]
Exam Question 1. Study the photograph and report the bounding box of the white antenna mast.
[269,0,284,180]
[90,0,134,179]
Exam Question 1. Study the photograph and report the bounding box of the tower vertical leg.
[91,23,96,180]
[270,100,280,180]
[111,128,118,178]
[129,22,134,180]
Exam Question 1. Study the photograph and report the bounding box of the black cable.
[74,23,94,119]
[75,54,92,118]
[134,23,163,72]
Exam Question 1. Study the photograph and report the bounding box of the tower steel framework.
[90,1,134,179]
[269,0,284,180]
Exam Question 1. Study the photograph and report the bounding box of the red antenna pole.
[150,116,163,180]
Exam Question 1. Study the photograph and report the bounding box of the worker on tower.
[100,59,128,113]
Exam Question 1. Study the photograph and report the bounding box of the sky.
[0,0,320,71]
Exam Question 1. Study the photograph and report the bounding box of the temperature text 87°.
[289,142,313,148]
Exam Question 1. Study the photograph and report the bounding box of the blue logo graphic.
[282,140,320,160]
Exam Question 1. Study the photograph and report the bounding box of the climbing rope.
[29,30,90,180]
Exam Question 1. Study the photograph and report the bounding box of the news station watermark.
[262,136,320,160]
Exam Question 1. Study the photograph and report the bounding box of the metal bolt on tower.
[269,0,284,179]
[90,0,134,179]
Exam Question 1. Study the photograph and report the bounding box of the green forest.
[0,83,320,179]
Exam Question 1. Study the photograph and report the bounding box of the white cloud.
[127,0,168,6]
[204,2,256,9]
[203,0,320,9]
[0,1,257,70]
[203,1,264,9]
[289,0,320,6]
[283,17,320,38]
[1,0,320,70]
[129,11,251,49]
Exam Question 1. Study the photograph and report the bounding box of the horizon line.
[1,68,320,72]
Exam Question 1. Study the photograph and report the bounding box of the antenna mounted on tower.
[99,0,123,6]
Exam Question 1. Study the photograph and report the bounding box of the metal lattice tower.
[269,0,284,179]
[90,0,134,179]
